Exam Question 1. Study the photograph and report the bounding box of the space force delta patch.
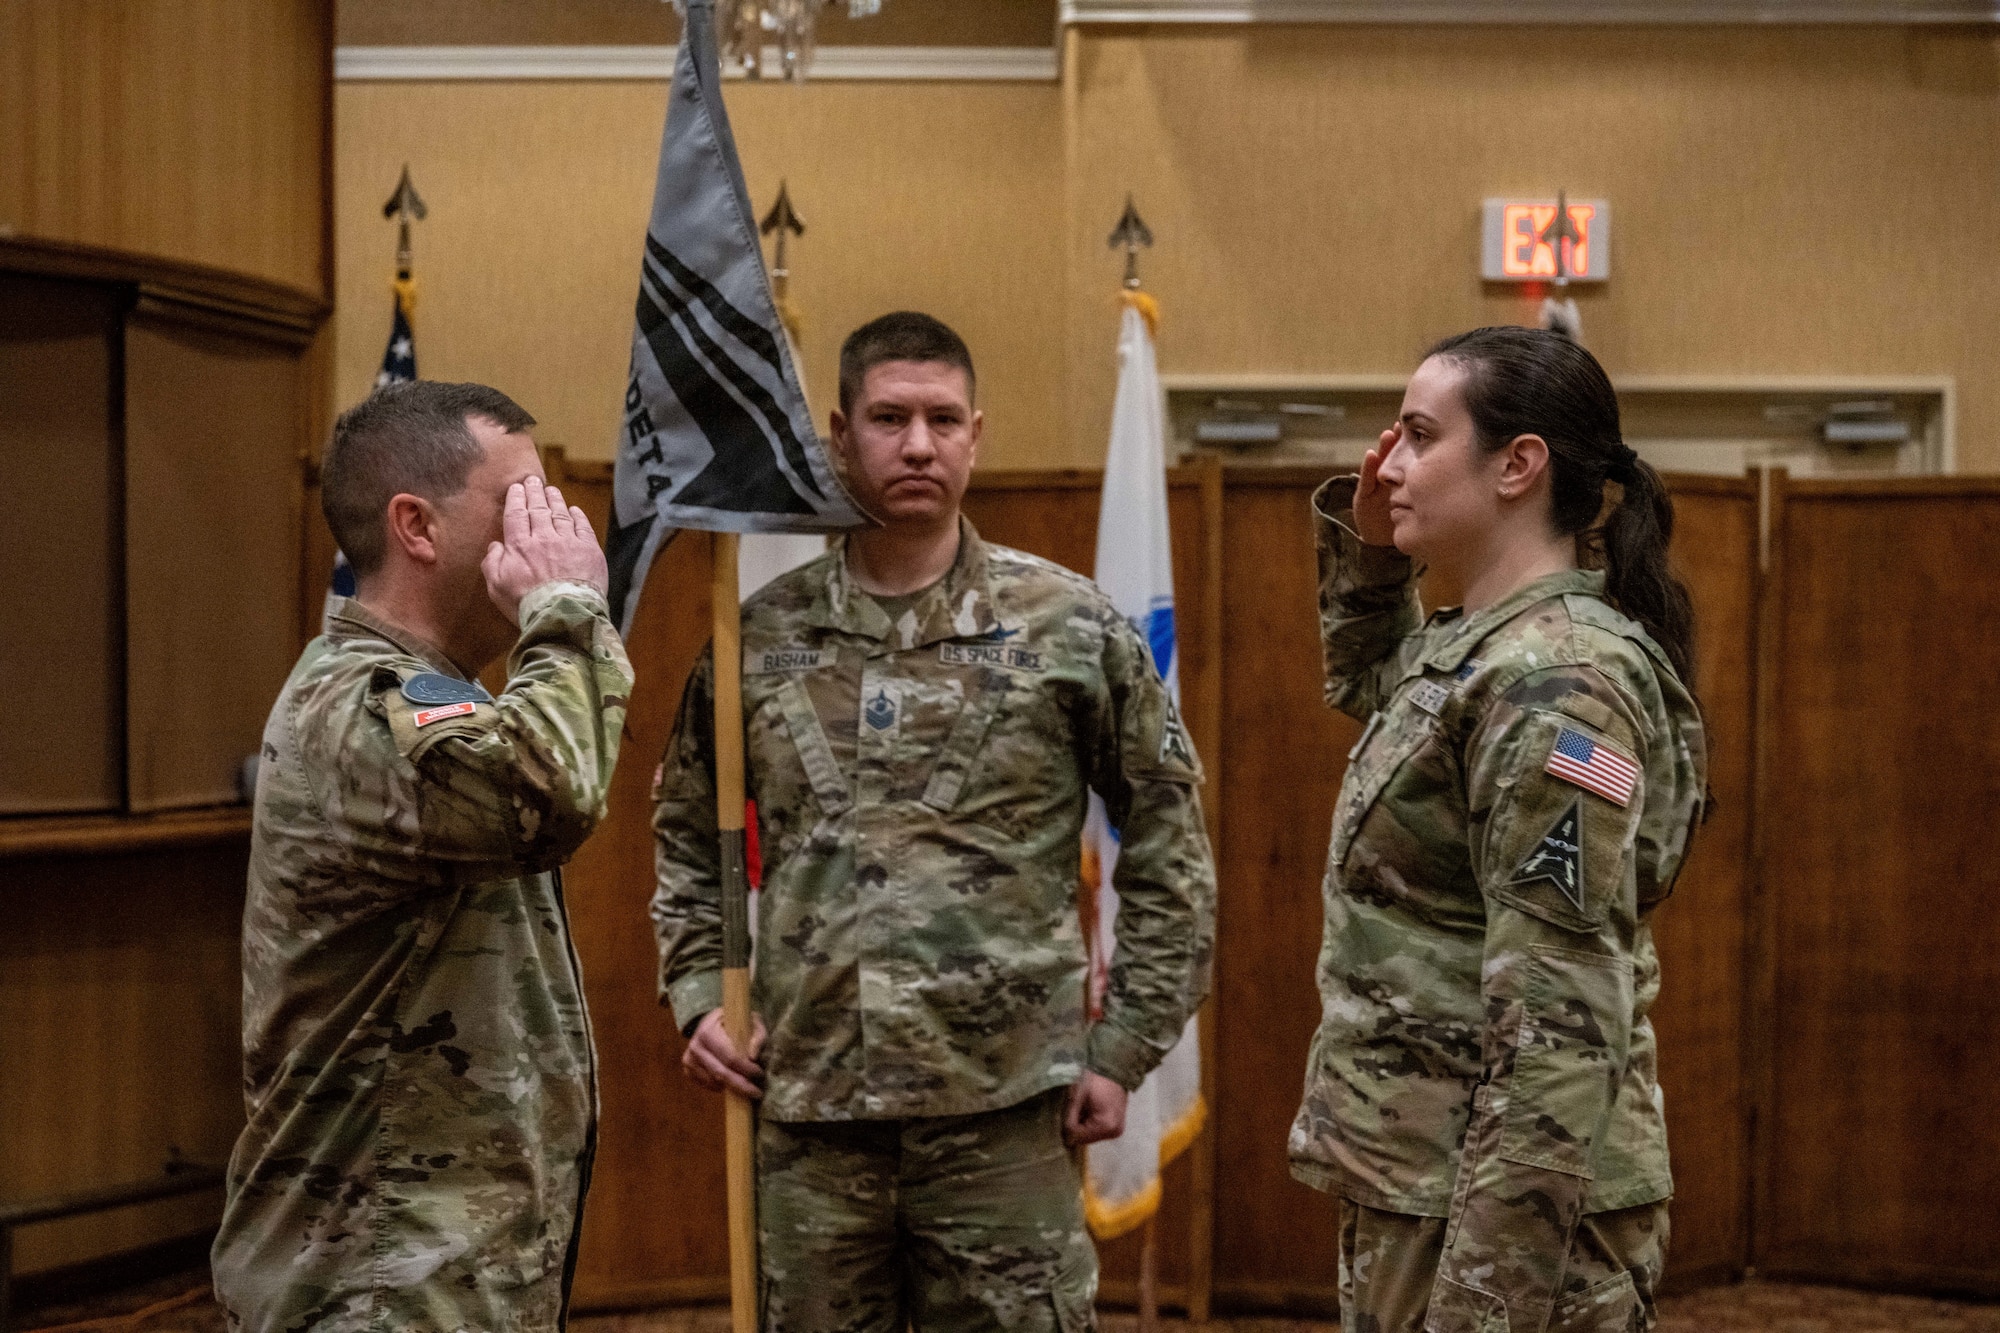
[1513,800,1585,912]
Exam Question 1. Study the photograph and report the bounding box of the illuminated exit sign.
[1481,198,1610,282]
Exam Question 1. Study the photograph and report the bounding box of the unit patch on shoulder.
[1513,800,1585,912]
[414,701,479,728]
[401,672,492,706]
[1159,696,1196,769]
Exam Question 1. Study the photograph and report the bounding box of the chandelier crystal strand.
[674,0,883,82]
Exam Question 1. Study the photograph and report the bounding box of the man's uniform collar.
[324,597,474,680]
[808,516,1003,651]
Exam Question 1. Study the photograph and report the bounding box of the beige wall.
[336,24,2000,473]
[334,79,1066,467]
[1062,24,2000,471]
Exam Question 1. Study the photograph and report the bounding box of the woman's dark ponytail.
[1425,326,1699,687]
[1598,456,1696,685]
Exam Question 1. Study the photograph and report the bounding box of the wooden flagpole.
[710,531,757,1333]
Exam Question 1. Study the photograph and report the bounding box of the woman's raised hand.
[1352,426,1400,548]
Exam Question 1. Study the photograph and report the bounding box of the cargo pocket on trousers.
[1425,1274,1510,1333]
[1548,1270,1641,1333]
[1050,1279,1097,1333]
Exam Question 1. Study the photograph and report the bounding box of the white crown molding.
[1061,0,2000,20]
[335,44,1058,82]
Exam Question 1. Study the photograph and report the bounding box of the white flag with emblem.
[1083,297,1205,1240]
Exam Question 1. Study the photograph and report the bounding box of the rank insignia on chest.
[1545,726,1638,807]
[864,688,897,731]
[1514,800,1585,912]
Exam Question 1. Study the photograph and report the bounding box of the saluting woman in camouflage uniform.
[1288,327,1709,1333]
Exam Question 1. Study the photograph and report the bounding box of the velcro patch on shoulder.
[414,701,478,728]
[1158,695,1198,771]
[1513,800,1585,913]
[401,672,493,706]
[1545,726,1639,808]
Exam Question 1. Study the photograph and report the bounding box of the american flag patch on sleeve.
[1546,726,1638,807]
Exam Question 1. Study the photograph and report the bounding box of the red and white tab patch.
[1546,726,1638,807]
[414,701,478,728]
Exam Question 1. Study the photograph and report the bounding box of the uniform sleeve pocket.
[1483,710,1641,934]
[1498,945,1634,1178]
[1424,1275,1510,1333]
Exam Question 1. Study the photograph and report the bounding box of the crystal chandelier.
[678,0,885,82]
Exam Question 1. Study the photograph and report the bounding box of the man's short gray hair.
[322,381,535,579]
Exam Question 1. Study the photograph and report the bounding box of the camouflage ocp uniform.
[1287,477,1707,1333]
[213,585,632,1333]
[652,520,1215,1332]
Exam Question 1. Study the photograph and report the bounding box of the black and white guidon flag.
[605,0,866,635]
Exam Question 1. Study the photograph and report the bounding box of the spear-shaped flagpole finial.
[1538,187,1582,289]
[759,180,806,282]
[1108,194,1154,291]
[383,165,428,281]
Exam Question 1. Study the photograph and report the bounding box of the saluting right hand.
[482,478,610,626]
[1352,426,1400,548]
[683,1008,768,1099]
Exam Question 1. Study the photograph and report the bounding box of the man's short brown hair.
[837,312,975,415]
[322,381,535,579]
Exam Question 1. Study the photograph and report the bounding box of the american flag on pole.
[1545,726,1638,807]
[326,283,420,611]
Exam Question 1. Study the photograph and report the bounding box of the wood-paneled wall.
[1,0,333,1284]
[0,841,249,1276]
[547,460,1766,1311]
[1755,479,2000,1296]
[0,0,332,300]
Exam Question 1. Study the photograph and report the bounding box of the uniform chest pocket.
[921,667,1076,842]
[920,667,1009,813]
[1329,706,1445,869]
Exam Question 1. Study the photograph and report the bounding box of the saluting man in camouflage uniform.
[1288,328,1708,1332]
[653,312,1216,1333]
[213,382,634,1333]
